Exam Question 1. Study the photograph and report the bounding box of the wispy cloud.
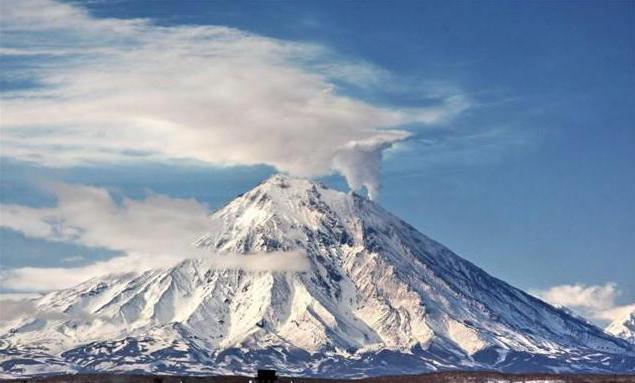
[204,251,309,273]
[531,283,635,326]
[0,251,310,292]
[0,0,469,199]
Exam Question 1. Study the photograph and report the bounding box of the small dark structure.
[253,369,277,383]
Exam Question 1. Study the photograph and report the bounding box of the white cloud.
[0,251,308,319]
[531,283,635,326]
[1,182,211,255]
[534,283,618,312]
[204,251,310,273]
[1,253,183,291]
[0,0,470,199]
[0,299,40,323]
[0,292,42,301]
[0,182,211,290]
[0,182,310,291]
[0,293,99,324]
[601,304,635,325]
[0,251,310,292]
[0,294,47,327]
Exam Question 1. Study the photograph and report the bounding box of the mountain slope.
[1,175,633,378]
[607,308,635,344]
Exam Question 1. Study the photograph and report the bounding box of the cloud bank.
[0,0,469,198]
[532,283,635,326]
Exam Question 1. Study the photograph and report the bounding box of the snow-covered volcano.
[1,174,633,378]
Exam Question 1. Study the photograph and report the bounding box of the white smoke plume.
[0,0,469,199]
[332,134,405,200]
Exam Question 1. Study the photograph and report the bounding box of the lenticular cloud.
[0,0,469,198]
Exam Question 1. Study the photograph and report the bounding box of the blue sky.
[0,0,633,324]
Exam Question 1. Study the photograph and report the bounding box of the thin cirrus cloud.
[0,0,470,199]
[531,283,635,327]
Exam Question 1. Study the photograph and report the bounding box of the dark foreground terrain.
[2,372,635,383]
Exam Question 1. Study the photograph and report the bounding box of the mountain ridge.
[1,174,633,378]
[607,308,635,345]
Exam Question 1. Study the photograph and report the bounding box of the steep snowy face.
[193,174,627,354]
[1,174,633,377]
[607,308,635,344]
